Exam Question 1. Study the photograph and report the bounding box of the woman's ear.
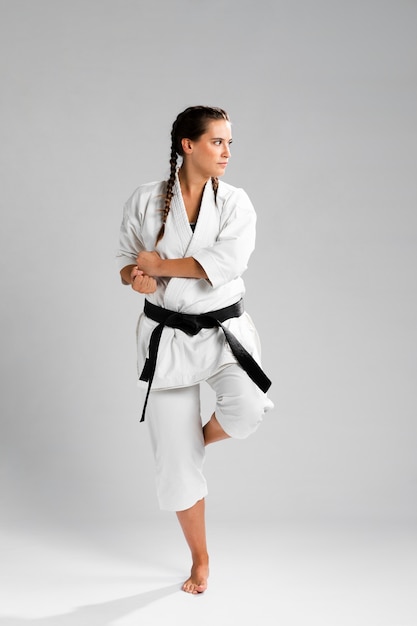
[181,137,193,154]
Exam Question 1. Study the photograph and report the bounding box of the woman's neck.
[178,167,208,223]
[178,166,209,196]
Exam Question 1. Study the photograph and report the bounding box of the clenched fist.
[130,267,157,294]
[136,250,162,276]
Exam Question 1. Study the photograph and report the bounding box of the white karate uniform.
[117,173,273,510]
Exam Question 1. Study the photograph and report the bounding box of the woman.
[117,105,273,594]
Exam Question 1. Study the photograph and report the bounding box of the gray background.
[1,0,416,531]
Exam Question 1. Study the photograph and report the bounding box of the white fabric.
[146,384,207,512]
[207,364,273,439]
[146,364,272,511]
[116,173,266,390]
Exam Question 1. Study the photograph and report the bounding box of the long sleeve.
[192,188,256,289]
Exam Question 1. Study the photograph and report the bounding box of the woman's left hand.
[136,250,162,277]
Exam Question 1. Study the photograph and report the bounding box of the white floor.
[0,519,416,626]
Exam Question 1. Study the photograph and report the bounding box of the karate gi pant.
[145,363,273,511]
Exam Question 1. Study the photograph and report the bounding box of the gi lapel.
[185,178,218,257]
[170,172,193,255]
[163,175,219,311]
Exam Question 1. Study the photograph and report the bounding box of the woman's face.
[182,119,232,179]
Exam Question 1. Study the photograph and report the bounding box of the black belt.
[138,299,272,422]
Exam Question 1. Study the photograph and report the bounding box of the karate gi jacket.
[116,173,264,390]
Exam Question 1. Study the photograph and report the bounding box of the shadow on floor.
[0,583,181,625]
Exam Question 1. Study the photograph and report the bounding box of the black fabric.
[138,299,272,422]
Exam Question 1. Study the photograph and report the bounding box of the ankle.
[192,551,209,566]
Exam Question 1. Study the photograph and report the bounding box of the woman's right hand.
[130,267,157,294]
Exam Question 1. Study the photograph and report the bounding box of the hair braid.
[211,176,219,202]
[155,141,177,245]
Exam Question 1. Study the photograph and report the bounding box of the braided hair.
[156,105,230,244]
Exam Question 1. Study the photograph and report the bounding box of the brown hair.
[156,105,230,244]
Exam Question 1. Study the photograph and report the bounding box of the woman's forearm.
[120,264,136,285]
[136,251,207,279]
[157,257,207,279]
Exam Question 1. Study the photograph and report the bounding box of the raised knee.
[216,390,266,439]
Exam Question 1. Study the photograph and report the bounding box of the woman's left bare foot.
[203,413,230,446]
[182,562,209,594]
